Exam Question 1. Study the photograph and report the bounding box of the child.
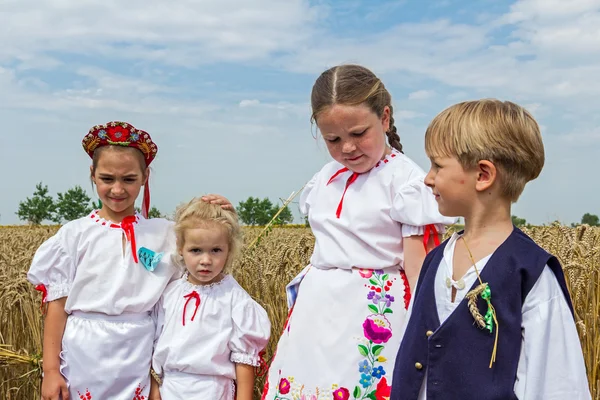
[149,198,271,399]
[27,121,232,400]
[390,100,592,400]
[262,64,455,399]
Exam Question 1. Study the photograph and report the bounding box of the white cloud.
[408,90,436,100]
[395,110,425,120]
[0,0,322,66]
[560,127,600,144]
[239,99,261,107]
[504,0,600,22]
[1,0,599,226]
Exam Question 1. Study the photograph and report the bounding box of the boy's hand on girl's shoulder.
[201,194,234,211]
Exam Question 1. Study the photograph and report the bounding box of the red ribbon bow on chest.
[110,215,139,263]
[182,290,201,326]
[327,167,361,218]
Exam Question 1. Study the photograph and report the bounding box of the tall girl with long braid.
[262,65,455,399]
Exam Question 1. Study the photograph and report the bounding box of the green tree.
[581,213,600,226]
[54,185,93,222]
[135,206,164,219]
[16,182,56,225]
[271,203,294,225]
[237,197,276,225]
[148,206,164,219]
[511,215,527,227]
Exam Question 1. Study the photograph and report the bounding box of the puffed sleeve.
[27,228,76,301]
[229,298,271,367]
[299,171,319,216]
[390,176,457,237]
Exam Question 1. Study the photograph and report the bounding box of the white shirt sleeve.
[27,226,76,301]
[229,296,272,367]
[390,176,456,237]
[299,171,320,215]
[514,265,592,400]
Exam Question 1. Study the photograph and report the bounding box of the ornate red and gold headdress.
[82,121,158,218]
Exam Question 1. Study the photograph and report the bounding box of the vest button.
[415,362,423,370]
[426,330,434,337]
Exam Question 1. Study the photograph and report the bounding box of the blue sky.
[1,0,599,225]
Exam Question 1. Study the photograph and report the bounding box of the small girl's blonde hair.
[172,198,243,273]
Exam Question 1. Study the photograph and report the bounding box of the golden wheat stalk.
[246,186,305,250]
[465,283,488,329]
[1,224,599,399]
[0,344,41,369]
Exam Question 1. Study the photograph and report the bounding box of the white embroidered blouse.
[27,211,180,315]
[152,274,271,379]
[300,149,457,270]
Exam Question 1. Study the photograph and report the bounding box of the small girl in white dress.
[150,198,271,400]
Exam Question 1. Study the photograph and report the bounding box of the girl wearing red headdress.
[27,121,232,400]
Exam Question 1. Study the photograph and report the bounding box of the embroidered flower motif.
[359,269,373,278]
[383,294,395,307]
[107,126,130,143]
[371,366,386,379]
[267,269,397,400]
[132,383,147,399]
[332,387,350,400]
[98,129,107,139]
[278,378,291,394]
[363,314,392,344]
[129,133,140,141]
[368,292,382,304]
[358,359,372,374]
[375,377,391,400]
[78,389,92,400]
[359,373,372,388]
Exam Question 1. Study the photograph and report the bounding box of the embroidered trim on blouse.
[374,148,399,169]
[231,352,260,367]
[181,272,231,291]
[87,210,141,229]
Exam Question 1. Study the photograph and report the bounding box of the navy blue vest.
[390,227,574,400]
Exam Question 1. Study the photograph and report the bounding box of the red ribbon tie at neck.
[327,167,360,219]
[183,290,201,326]
[120,215,139,263]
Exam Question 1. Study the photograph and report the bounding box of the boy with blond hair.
[390,99,591,400]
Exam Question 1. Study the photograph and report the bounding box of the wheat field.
[0,224,598,399]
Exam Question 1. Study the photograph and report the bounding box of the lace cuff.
[47,283,71,301]
[401,223,446,238]
[230,351,260,367]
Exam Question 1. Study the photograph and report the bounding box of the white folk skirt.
[59,311,154,399]
[262,265,411,400]
[160,371,235,399]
